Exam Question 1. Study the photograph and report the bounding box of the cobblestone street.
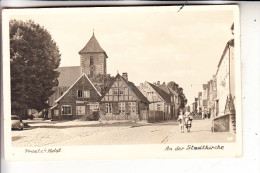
[12,118,236,147]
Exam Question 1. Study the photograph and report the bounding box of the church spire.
[93,28,95,36]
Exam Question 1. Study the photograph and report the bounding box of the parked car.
[11,115,24,130]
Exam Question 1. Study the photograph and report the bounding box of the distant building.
[99,73,149,120]
[139,81,173,120]
[197,92,203,114]
[192,98,198,114]
[202,83,209,117]
[208,76,217,117]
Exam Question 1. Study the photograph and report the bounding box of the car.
[11,115,24,130]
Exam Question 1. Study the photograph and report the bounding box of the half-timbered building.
[138,81,173,120]
[51,73,101,120]
[99,73,149,120]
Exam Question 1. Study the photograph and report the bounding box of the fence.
[99,113,139,121]
[140,110,164,123]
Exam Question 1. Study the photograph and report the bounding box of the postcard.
[2,5,241,161]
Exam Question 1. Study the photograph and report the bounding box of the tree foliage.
[10,19,61,118]
[88,74,114,95]
[167,81,187,109]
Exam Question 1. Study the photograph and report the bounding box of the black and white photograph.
[2,5,241,160]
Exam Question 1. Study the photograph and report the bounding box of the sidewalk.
[164,118,236,144]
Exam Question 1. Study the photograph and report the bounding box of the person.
[184,110,191,132]
[186,114,193,132]
[177,111,185,133]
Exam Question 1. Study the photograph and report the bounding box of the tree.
[88,73,114,95]
[167,81,187,109]
[10,19,61,119]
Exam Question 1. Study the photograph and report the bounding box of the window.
[119,102,125,114]
[78,90,83,98]
[77,90,90,98]
[157,104,161,111]
[83,91,90,98]
[54,110,59,116]
[76,106,85,115]
[90,56,94,66]
[90,104,99,113]
[129,102,136,114]
[119,88,124,95]
[106,103,112,113]
[61,105,72,115]
[113,88,118,95]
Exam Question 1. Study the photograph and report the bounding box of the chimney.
[163,82,165,85]
[153,82,156,85]
[157,81,160,85]
[140,83,143,87]
[122,73,128,81]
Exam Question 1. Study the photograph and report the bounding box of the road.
[12,118,236,147]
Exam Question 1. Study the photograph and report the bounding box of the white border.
[1,2,259,173]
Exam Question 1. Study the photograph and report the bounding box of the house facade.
[202,83,209,117]
[99,73,149,120]
[51,73,101,120]
[216,38,235,116]
[197,92,203,115]
[212,23,236,133]
[208,76,218,117]
[138,81,173,120]
[167,86,180,118]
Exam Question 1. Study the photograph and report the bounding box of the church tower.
[79,32,108,76]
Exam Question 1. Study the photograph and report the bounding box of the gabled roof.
[128,81,149,104]
[147,82,171,103]
[55,73,101,103]
[100,74,149,104]
[79,34,106,54]
[57,66,81,87]
[159,83,170,94]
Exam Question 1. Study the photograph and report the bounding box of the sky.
[8,6,235,106]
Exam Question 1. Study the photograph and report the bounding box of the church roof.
[57,66,81,87]
[79,33,106,54]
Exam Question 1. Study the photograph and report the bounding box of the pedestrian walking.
[177,111,185,133]
[184,110,193,132]
[186,114,193,132]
